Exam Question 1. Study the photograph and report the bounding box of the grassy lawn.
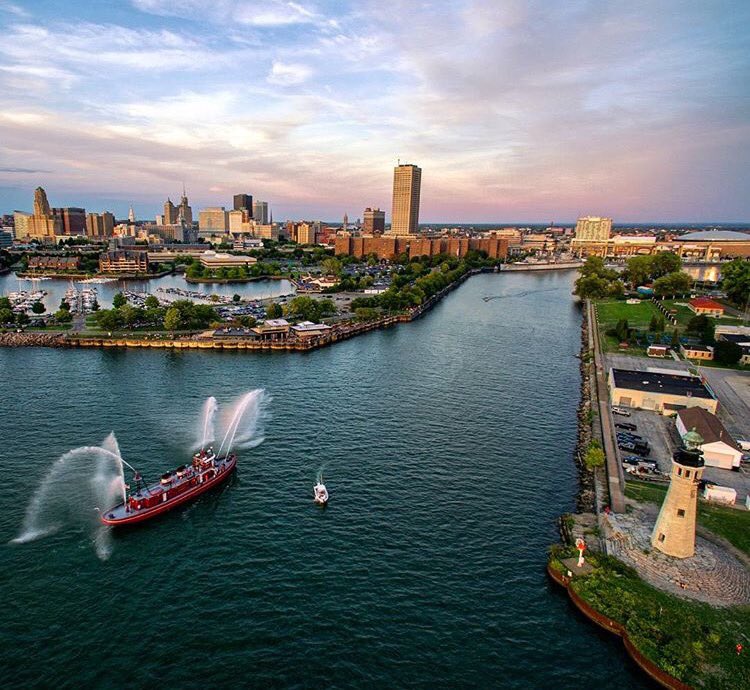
[625,479,750,556]
[550,547,750,688]
[595,299,661,329]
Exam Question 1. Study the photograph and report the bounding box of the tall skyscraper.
[363,207,385,235]
[252,200,269,225]
[199,207,229,235]
[233,194,253,216]
[163,198,178,225]
[389,163,421,236]
[28,187,60,239]
[128,206,136,223]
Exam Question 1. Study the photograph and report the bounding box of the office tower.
[52,207,86,235]
[163,198,178,225]
[233,194,253,216]
[363,207,385,235]
[389,163,421,236]
[128,206,136,223]
[86,212,115,238]
[199,207,229,234]
[28,187,61,239]
[252,200,269,225]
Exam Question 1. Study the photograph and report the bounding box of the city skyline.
[0,1,749,222]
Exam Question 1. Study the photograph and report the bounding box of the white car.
[611,406,631,417]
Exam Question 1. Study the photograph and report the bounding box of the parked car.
[615,422,637,431]
[612,407,631,417]
[622,457,640,466]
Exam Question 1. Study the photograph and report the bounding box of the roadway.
[588,299,626,512]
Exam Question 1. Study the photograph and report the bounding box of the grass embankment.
[595,298,749,358]
[550,547,749,688]
[625,480,750,556]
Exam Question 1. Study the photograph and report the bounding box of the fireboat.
[100,448,237,526]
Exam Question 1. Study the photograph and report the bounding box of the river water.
[0,270,648,688]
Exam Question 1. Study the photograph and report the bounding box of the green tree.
[15,312,30,326]
[112,292,127,309]
[624,255,654,287]
[232,293,241,303]
[670,328,681,348]
[355,307,379,321]
[163,306,182,332]
[0,296,11,311]
[237,315,257,328]
[54,308,73,323]
[31,301,45,314]
[686,314,709,335]
[713,340,742,366]
[650,252,682,278]
[574,274,610,299]
[721,258,750,307]
[266,302,283,319]
[322,257,342,276]
[144,295,160,309]
[0,307,14,324]
[584,441,605,470]
[615,318,630,342]
[95,309,123,331]
[653,271,691,296]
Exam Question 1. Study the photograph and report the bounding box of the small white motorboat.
[313,479,329,505]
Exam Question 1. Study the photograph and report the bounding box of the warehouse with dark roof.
[608,368,718,414]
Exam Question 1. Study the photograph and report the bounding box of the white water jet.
[11,436,131,560]
[197,396,218,450]
[216,389,268,457]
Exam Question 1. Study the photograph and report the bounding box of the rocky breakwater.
[0,331,68,348]
[573,308,597,513]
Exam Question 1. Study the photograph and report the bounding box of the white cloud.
[132,0,321,27]
[267,61,312,85]
[0,1,29,18]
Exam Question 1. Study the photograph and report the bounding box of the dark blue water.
[0,271,648,688]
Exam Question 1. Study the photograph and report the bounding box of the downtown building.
[388,164,421,236]
[363,207,385,235]
[86,212,115,238]
[335,234,509,261]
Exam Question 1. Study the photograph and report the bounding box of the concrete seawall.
[547,564,692,690]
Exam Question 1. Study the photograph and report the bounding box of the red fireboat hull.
[101,455,237,526]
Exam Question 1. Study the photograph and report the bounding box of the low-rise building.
[198,251,257,269]
[607,367,718,414]
[676,407,743,470]
[688,297,724,317]
[680,344,714,360]
[252,318,290,341]
[291,321,332,339]
[647,344,670,358]
[27,256,81,271]
[99,250,150,274]
[715,326,750,365]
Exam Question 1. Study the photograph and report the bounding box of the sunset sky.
[0,0,748,222]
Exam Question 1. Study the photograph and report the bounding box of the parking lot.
[612,406,750,504]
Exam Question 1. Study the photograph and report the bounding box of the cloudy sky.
[0,0,748,222]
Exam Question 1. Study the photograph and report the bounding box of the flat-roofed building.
[86,212,115,238]
[198,251,257,269]
[607,367,718,414]
[680,344,714,361]
[52,207,86,235]
[363,207,385,235]
[13,211,31,239]
[199,207,229,235]
[99,250,150,274]
[388,164,421,236]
